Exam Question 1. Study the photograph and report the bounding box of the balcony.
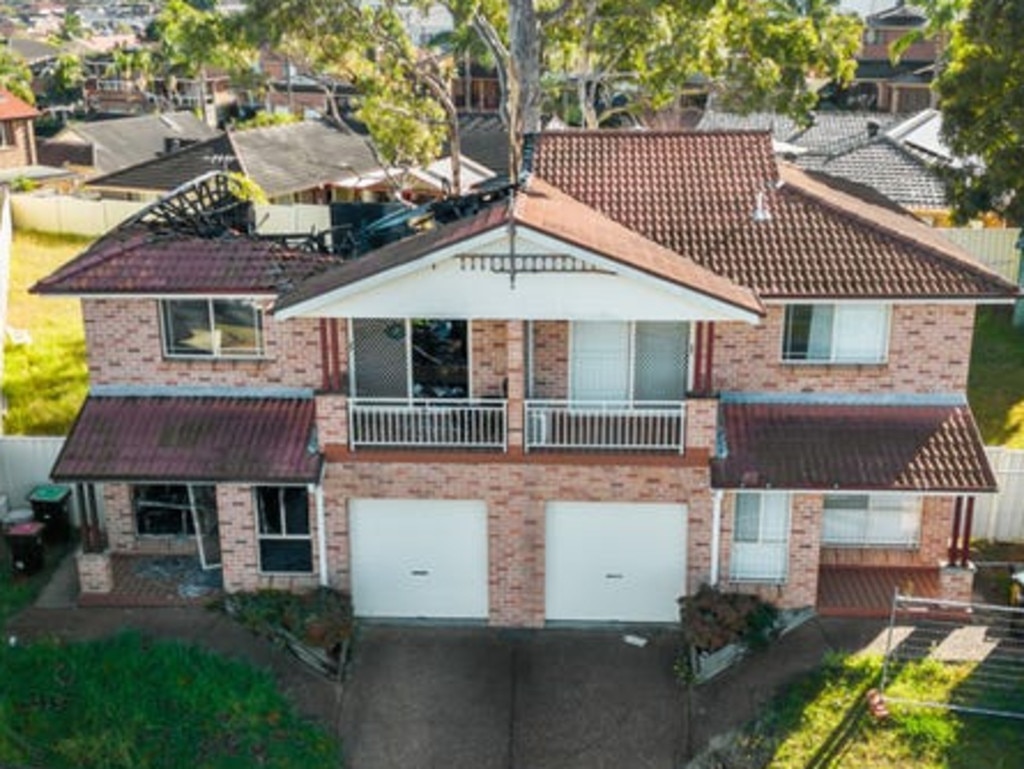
[349,398,507,450]
[524,400,686,453]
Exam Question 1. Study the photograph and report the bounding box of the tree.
[0,47,36,105]
[58,10,85,41]
[45,53,85,104]
[934,0,1024,224]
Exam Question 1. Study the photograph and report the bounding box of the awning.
[52,394,322,484]
[711,396,996,493]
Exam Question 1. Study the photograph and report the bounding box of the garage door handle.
[605,573,624,580]
[410,569,430,577]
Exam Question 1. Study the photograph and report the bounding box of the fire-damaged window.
[351,318,469,398]
[133,484,215,537]
[256,487,313,573]
[160,298,264,358]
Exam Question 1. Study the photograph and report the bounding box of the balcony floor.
[817,565,941,618]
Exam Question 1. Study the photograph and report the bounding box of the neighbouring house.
[847,1,937,113]
[34,131,1015,624]
[37,111,219,180]
[0,86,73,188]
[84,119,382,205]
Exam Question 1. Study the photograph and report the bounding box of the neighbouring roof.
[87,120,381,200]
[5,37,60,64]
[48,112,219,175]
[528,130,1014,299]
[456,113,511,177]
[0,88,39,121]
[866,2,928,27]
[275,175,764,317]
[51,392,322,483]
[36,140,95,168]
[712,395,995,492]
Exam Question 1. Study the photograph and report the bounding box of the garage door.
[546,502,687,623]
[349,499,488,619]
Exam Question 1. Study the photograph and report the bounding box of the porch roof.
[51,392,322,483]
[711,395,996,492]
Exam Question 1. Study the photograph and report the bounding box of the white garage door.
[349,499,488,619]
[546,502,687,623]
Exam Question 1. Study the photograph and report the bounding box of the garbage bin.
[29,484,72,545]
[4,521,45,576]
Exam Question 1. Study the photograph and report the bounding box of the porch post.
[506,320,525,454]
[710,489,723,586]
[961,497,975,567]
[312,481,329,587]
[948,496,963,565]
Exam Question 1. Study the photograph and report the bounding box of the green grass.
[744,653,1024,768]
[0,631,341,769]
[3,230,92,435]
[969,305,1024,447]
[0,542,74,630]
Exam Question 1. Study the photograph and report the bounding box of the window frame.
[159,297,266,360]
[730,492,791,584]
[822,493,922,548]
[132,483,215,538]
[255,486,314,575]
[781,303,890,365]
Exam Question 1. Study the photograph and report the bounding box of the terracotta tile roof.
[276,178,763,317]
[32,225,339,296]
[529,131,1016,299]
[0,88,38,120]
[51,393,322,483]
[711,396,996,492]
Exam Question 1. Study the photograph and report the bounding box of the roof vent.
[867,119,881,138]
[752,191,772,223]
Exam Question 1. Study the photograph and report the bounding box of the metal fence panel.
[0,436,66,514]
[940,227,1021,283]
[975,447,1024,542]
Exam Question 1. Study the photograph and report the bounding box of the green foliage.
[233,111,300,131]
[679,584,780,652]
[45,53,85,104]
[0,632,340,768]
[896,709,960,755]
[226,172,268,204]
[223,588,354,651]
[0,46,36,105]
[936,0,1024,224]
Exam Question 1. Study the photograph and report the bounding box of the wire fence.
[881,593,1024,720]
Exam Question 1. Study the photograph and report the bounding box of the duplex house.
[36,131,1014,624]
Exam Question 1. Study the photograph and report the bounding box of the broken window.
[133,484,215,537]
[256,486,313,573]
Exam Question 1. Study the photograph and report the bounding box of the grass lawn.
[969,306,1024,447]
[0,631,341,769]
[735,653,1024,768]
[4,230,92,435]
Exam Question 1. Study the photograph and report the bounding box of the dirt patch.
[972,541,1024,605]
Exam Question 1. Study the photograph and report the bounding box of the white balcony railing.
[348,398,507,450]
[525,400,686,453]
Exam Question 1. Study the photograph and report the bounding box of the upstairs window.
[161,299,263,358]
[782,304,889,364]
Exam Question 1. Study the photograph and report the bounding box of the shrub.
[222,587,354,653]
[679,584,780,652]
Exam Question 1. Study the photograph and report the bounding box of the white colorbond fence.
[940,227,1021,284]
[0,190,11,386]
[0,437,71,519]
[974,447,1024,542]
[9,193,332,239]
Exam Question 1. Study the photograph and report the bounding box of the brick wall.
[0,119,35,169]
[322,459,712,627]
[471,319,508,397]
[82,298,323,389]
[77,550,114,593]
[712,304,975,394]
[530,321,569,398]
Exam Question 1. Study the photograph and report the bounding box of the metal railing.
[524,400,686,452]
[348,398,507,450]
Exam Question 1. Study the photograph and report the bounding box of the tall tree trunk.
[509,0,543,179]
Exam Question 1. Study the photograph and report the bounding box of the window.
[161,299,264,358]
[351,318,468,398]
[0,123,12,148]
[782,304,889,363]
[730,493,790,583]
[571,321,689,402]
[256,487,312,573]
[823,494,921,548]
[133,484,215,537]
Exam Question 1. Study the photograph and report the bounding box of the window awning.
[711,396,996,493]
[52,394,322,484]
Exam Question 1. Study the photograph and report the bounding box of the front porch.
[816,565,942,617]
[77,553,224,608]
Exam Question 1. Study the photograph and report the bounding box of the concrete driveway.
[339,625,687,769]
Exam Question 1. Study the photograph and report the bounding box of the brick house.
[35,132,1015,624]
[0,88,39,171]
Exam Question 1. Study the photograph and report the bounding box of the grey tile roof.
[51,112,219,175]
[87,135,238,192]
[456,114,511,176]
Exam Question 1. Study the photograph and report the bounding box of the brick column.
[506,320,525,454]
[77,549,114,594]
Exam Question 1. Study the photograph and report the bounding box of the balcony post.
[506,320,525,454]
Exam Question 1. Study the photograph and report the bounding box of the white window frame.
[730,493,790,584]
[822,493,922,548]
[160,298,265,359]
[132,483,214,538]
[255,486,313,575]
[781,303,890,364]
[569,320,690,401]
